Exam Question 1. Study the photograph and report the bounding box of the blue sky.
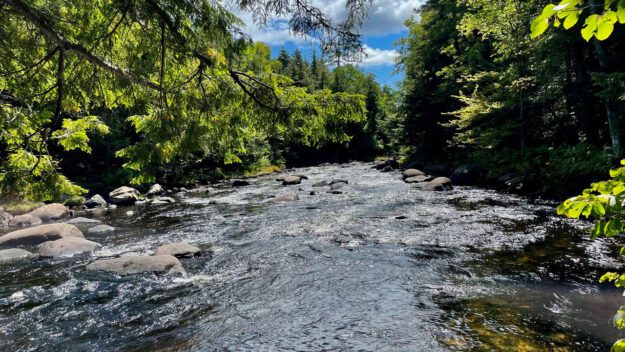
[231,0,424,87]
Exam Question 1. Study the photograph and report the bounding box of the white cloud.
[359,45,399,67]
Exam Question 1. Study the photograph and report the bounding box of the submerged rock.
[148,196,175,205]
[146,183,165,197]
[8,214,42,227]
[0,223,83,247]
[154,243,201,258]
[84,194,107,208]
[29,203,69,221]
[109,186,140,205]
[38,237,101,258]
[330,181,348,191]
[232,180,250,187]
[0,248,36,263]
[88,225,116,234]
[86,255,186,276]
[66,217,101,225]
[312,180,330,187]
[268,193,299,202]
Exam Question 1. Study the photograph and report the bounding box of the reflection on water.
[0,162,622,350]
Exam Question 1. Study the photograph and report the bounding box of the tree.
[0,0,370,201]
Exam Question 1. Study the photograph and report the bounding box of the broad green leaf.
[596,20,615,40]
[618,0,625,23]
[564,11,580,29]
[531,15,551,38]
[613,339,625,352]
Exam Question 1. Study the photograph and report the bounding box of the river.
[0,162,622,350]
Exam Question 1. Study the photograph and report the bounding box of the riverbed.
[0,162,622,350]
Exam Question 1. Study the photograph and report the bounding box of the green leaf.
[618,0,625,23]
[531,15,551,39]
[614,338,625,351]
[563,11,580,29]
[596,20,615,40]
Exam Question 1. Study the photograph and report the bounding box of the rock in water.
[84,194,107,208]
[109,186,140,205]
[88,225,116,234]
[66,217,101,225]
[404,175,432,184]
[312,180,330,187]
[0,224,84,247]
[0,248,36,263]
[86,255,186,276]
[330,181,347,191]
[402,169,426,180]
[154,243,201,258]
[0,212,12,227]
[232,180,250,187]
[146,183,165,197]
[9,214,42,227]
[268,193,299,202]
[38,237,101,258]
[282,176,303,185]
[416,177,453,191]
[148,196,176,205]
[28,203,69,221]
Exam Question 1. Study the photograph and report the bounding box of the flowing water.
[0,162,623,351]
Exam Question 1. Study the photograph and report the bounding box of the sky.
[230,0,425,87]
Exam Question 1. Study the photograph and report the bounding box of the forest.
[2,0,625,350]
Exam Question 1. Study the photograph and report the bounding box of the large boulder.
[268,193,299,202]
[330,181,348,191]
[423,164,453,177]
[373,159,399,170]
[282,176,303,185]
[146,184,165,198]
[416,177,453,191]
[449,165,484,186]
[0,223,84,247]
[28,203,69,221]
[0,248,36,263]
[86,255,186,276]
[38,237,101,258]
[109,186,140,205]
[232,180,250,187]
[9,214,42,227]
[84,194,107,208]
[154,243,201,258]
[402,169,426,180]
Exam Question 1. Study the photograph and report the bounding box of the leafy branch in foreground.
[557,160,625,351]
[531,0,625,41]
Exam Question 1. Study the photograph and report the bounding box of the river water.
[0,162,623,351]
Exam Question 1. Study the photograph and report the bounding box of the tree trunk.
[571,42,599,145]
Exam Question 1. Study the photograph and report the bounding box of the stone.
[423,164,453,177]
[416,177,453,191]
[9,214,43,227]
[268,193,299,202]
[109,186,140,205]
[38,237,101,258]
[381,165,394,172]
[232,180,250,187]
[84,194,107,208]
[0,248,36,263]
[146,184,165,197]
[282,176,303,185]
[86,255,186,276]
[154,243,201,258]
[404,175,433,184]
[402,169,426,179]
[88,225,116,234]
[330,179,348,185]
[330,181,347,191]
[312,180,330,187]
[65,217,101,225]
[1,211,13,227]
[148,196,175,205]
[450,165,484,186]
[0,224,83,247]
[28,203,69,221]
